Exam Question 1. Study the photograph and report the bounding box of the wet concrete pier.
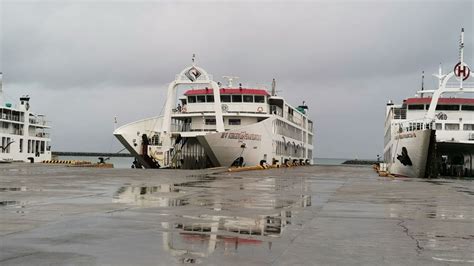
[0,164,473,265]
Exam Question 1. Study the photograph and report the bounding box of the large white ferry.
[384,29,474,178]
[0,73,52,163]
[114,59,314,169]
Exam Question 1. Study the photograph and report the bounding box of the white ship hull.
[386,129,432,178]
[115,115,312,168]
[200,116,301,167]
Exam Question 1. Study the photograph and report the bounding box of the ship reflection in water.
[113,175,312,263]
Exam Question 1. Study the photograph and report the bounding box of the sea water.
[313,158,348,165]
[56,156,133,169]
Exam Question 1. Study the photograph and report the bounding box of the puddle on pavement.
[114,184,188,207]
[456,189,474,196]
[0,200,21,207]
[0,187,27,192]
[425,180,453,185]
[453,186,474,196]
[113,174,313,263]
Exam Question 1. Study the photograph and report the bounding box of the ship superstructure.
[114,61,314,169]
[0,73,52,162]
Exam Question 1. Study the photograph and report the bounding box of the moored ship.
[114,59,314,169]
[0,73,52,163]
[384,29,474,178]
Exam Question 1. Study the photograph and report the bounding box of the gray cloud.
[1,0,473,158]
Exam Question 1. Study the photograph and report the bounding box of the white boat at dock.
[0,73,52,163]
[114,58,314,169]
[384,29,474,178]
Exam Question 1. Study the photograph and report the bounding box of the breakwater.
[342,159,378,165]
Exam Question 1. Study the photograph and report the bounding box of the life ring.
[221,104,229,112]
[257,107,264,112]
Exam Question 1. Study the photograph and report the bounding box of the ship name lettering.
[395,132,417,140]
[220,131,261,141]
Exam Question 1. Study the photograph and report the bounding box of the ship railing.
[396,119,434,133]
[1,113,22,122]
[29,118,48,126]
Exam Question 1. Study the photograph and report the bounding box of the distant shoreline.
[52,152,133,157]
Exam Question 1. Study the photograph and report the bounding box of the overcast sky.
[1,0,473,159]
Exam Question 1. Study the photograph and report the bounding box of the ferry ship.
[114,59,314,169]
[383,29,474,178]
[0,73,52,163]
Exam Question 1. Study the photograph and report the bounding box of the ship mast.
[271,78,276,96]
[459,28,465,89]
[420,71,424,98]
[0,72,3,105]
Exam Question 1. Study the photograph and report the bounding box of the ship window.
[228,119,241,125]
[436,105,460,111]
[254,96,265,103]
[221,95,231,102]
[243,95,253,102]
[206,95,214,103]
[463,124,474,131]
[393,108,407,119]
[197,95,206,103]
[461,105,474,111]
[408,104,424,110]
[445,123,460,131]
[205,119,216,125]
[435,123,442,130]
[188,96,196,103]
[19,139,23,153]
[232,95,242,102]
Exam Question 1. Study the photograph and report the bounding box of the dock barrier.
[42,160,92,165]
[42,160,113,168]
